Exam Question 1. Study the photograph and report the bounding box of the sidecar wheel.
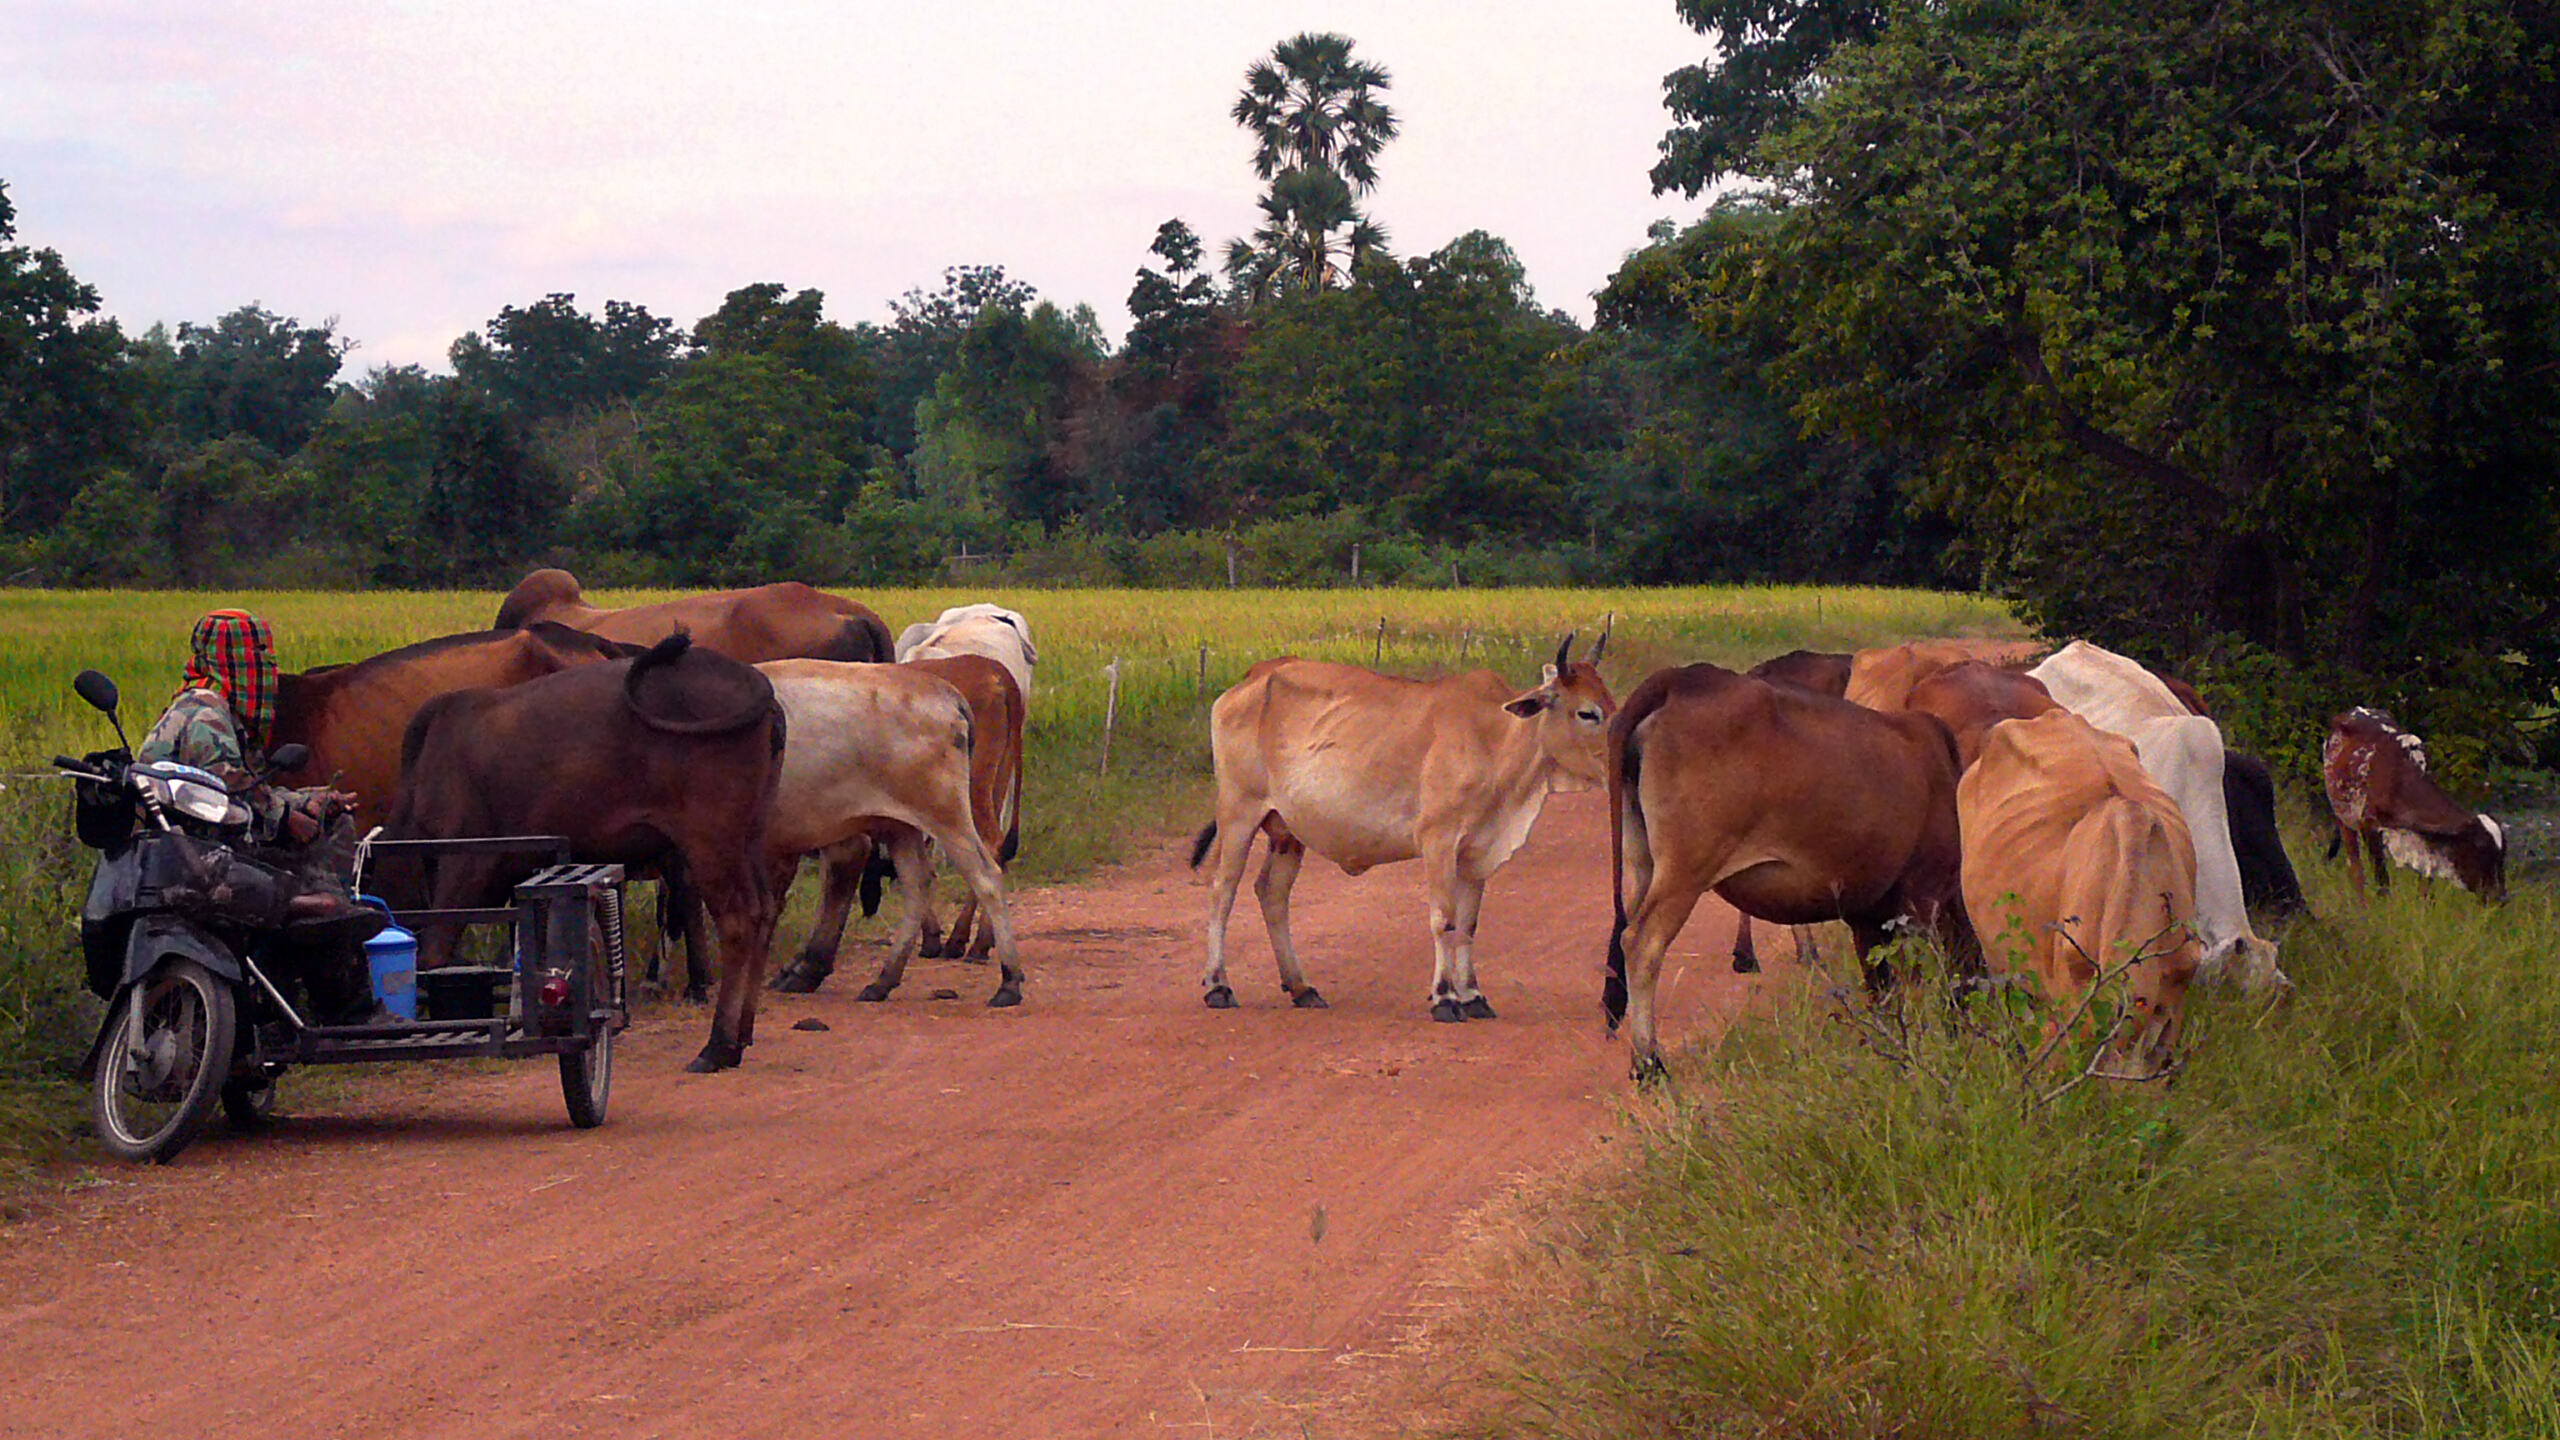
[92,960,235,1164]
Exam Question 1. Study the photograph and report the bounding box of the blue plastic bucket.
[358,895,417,1021]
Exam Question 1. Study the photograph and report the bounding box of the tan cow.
[1961,711,2203,1080]
[1844,638,2041,711]
[757,661,1022,1009]
[1605,664,1971,1080]
[1191,635,1616,1021]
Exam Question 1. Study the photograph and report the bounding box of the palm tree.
[1228,33,1400,300]
[1232,32,1400,194]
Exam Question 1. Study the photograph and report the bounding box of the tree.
[450,293,681,422]
[1213,232,1583,541]
[150,304,347,455]
[1666,0,2560,759]
[1652,0,1886,198]
[0,180,140,532]
[874,265,1039,455]
[1226,33,1400,296]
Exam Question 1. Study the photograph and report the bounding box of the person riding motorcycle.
[136,609,384,1024]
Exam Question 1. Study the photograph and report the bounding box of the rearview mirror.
[267,743,311,773]
[72,670,118,715]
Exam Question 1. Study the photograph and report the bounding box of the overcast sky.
[1,2,1711,374]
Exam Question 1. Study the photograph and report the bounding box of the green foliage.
[1214,233,1583,541]
[1431,848,2560,1437]
[1653,0,1887,197]
[0,181,139,534]
[1226,32,1400,297]
[1665,0,2560,756]
[143,304,347,455]
[449,292,681,423]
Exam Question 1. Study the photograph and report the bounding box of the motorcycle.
[57,669,629,1165]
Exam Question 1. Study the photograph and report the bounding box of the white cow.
[2027,640,2287,993]
[895,603,1037,703]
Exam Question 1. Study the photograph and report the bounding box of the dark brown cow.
[2322,708,2507,901]
[1746,649,1853,699]
[494,567,894,664]
[270,623,632,835]
[1844,638,2043,711]
[1904,661,2061,768]
[1604,664,1970,1079]
[387,634,787,1072]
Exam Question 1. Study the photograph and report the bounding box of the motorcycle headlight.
[142,774,247,827]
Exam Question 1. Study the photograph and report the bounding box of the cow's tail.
[1604,684,1665,1034]
[1188,821,1219,871]
[999,723,1024,866]
[2324,828,2342,861]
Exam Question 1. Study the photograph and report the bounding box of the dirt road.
[0,789,1760,1439]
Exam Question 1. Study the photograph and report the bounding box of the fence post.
[1197,643,1208,699]
[1351,542,1361,584]
[1100,657,1121,777]
[1373,616,1386,667]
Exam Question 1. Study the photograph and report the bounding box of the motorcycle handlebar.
[53,756,111,779]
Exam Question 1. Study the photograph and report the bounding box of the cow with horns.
[1191,628,1617,1022]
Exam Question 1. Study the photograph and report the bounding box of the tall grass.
[0,583,2013,1178]
[1416,806,2560,1438]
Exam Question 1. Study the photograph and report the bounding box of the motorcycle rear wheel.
[92,959,236,1164]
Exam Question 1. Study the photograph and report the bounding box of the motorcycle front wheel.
[92,959,237,1164]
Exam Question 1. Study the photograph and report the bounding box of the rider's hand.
[318,789,359,819]
[281,804,322,844]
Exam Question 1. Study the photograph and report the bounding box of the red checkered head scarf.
[181,609,278,750]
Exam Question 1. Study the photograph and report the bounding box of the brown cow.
[387,634,786,1072]
[1961,710,2202,1080]
[2322,708,2507,901]
[270,623,632,835]
[494,567,895,664]
[1193,634,1616,1021]
[1844,637,2043,711]
[1746,649,1853,699]
[1904,661,2062,768]
[1604,664,1970,1080]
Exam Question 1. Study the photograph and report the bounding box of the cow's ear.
[1504,691,1552,718]
[1541,663,1559,685]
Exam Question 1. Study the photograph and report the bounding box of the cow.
[1904,661,2061,768]
[1190,634,1616,1021]
[270,623,633,835]
[1604,664,1971,1081]
[494,567,895,665]
[2027,640,2287,993]
[1960,710,2202,1081]
[1844,638,2042,712]
[1723,657,2053,979]
[756,660,1025,1006]
[2322,708,2507,901]
[1746,649,1853,699]
[897,652,1025,959]
[895,603,1037,703]
[2144,668,2306,919]
[386,634,786,1072]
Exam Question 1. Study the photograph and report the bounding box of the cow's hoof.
[685,1041,743,1073]
[683,985,711,1004]
[855,981,896,1003]
[1430,999,1466,1024]
[768,968,825,995]
[1292,988,1328,1010]
[1203,985,1236,1010]
[1461,996,1496,1020]
[988,985,1023,1008]
[1631,1053,1669,1086]
[1731,954,1760,975]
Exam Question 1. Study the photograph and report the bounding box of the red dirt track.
[0,791,1758,1439]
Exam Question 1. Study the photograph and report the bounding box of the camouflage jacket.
[137,688,305,835]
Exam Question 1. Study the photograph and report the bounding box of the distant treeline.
[0,204,1951,596]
